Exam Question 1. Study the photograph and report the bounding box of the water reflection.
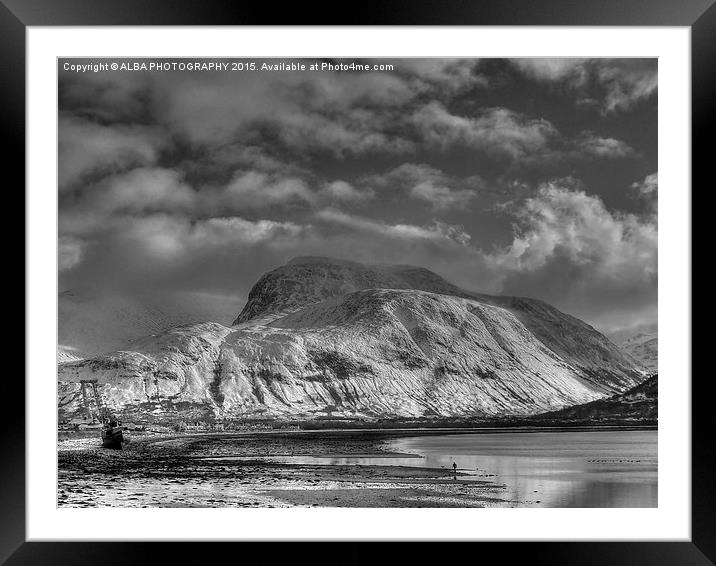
[388,430,657,508]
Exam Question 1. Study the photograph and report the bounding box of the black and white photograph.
[56,57,658,509]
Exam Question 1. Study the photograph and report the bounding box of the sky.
[58,58,657,334]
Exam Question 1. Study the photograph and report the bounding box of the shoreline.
[58,423,657,455]
[58,427,511,508]
[57,427,657,508]
[58,423,657,453]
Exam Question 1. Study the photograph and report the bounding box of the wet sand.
[58,431,510,508]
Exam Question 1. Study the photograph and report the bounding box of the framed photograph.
[8,0,711,562]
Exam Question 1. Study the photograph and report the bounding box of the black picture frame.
[5,0,711,562]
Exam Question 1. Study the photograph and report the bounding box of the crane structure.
[79,379,111,424]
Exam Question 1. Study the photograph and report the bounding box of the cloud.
[182,145,310,183]
[596,61,658,113]
[146,67,418,156]
[273,108,413,157]
[61,206,488,299]
[62,212,311,291]
[574,134,636,159]
[409,182,474,209]
[512,58,588,82]
[111,215,306,260]
[221,171,316,209]
[411,103,636,166]
[427,221,473,246]
[321,180,375,203]
[98,168,196,213]
[631,172,658,197]
[486,180,657,327]
[62,165,320,233]
[59,117,167,189]
[490,181,656,275]
[67,61,480,159]
[292,68,418,110]
[58,59,641,179]
[511,58,657,114]
[154,72,280,145]
[59,68,415,158]
[59,168,197,236]
[188,217,306,248]
[316,209,472,246]
[412,103,558,160]
[364,163,477,209]
[59,71,152,123]
[391,59,488,94]
[630,172,658,215]
[58,237,84,271]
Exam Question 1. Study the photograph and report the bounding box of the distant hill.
[531,374,657,425]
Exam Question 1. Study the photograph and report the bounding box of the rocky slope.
[618,331,658,372]
[58,257,647,422]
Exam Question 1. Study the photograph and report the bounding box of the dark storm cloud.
[58,58,657,332]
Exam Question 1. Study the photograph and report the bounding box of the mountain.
[235,257,642,390]
[618,331,658,372]
[233,256,467,324]
[58,257,646,422]
[59,288,243,358]
[531,374,657,424]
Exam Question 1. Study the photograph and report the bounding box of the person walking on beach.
[452,461,457,479]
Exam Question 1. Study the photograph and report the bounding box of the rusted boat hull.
[101,427,124,449]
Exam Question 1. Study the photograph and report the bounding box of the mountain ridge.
[233,256,467,325]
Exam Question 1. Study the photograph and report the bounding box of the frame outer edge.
[691,1,716,563]
[0,0,715,26]
[0,1,27,565]
[8,0,711,561]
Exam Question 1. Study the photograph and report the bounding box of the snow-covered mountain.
[58,257,647,422]
[233,256,469,324]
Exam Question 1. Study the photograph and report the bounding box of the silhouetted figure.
[452,461,457,480]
